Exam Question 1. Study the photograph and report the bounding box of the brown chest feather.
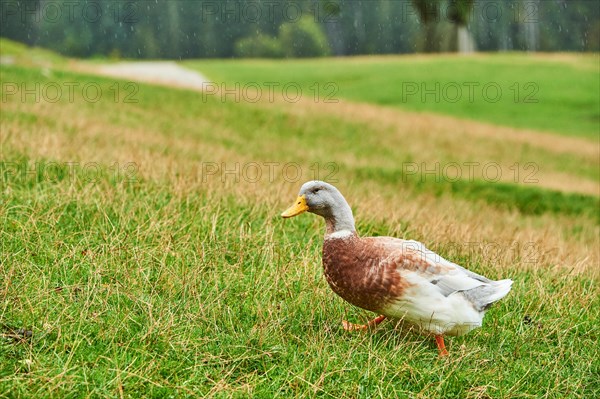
[322,236,407,312]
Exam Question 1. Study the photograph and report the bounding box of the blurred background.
[2,0,599,59]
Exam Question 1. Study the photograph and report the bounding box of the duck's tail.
[463,279,513,312]
[486,279,513,305]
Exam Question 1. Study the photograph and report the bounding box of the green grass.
[1,46,600,398]
[1,158,599,398]
[185,54,600,139]
[0,38,68,68]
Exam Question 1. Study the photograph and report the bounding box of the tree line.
[1,0,598,59]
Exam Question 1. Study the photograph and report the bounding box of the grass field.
[185,54,600,139]
[1,41,599,398]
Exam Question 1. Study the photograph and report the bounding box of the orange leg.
[342,315,386,331]
[435,335,449,356]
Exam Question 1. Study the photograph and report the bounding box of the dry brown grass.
[86,60,599,195]
[308,52,600,72]
[3,64,598,279]
[273,98,599,196]
[296,99,598,160]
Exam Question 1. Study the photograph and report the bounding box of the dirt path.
[97,61,209,90]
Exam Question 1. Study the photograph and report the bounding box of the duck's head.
[281,180,355,235]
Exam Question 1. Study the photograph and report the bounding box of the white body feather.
[378,237,513,336]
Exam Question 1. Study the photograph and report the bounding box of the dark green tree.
[447,0,476,52]
[1,0,597,58]
[411,0,443,52]
[279,16,330,58]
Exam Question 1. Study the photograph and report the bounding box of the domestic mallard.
[281,180,513,356]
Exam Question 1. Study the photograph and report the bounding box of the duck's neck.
[324,200,356,238]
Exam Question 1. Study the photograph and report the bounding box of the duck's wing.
[369,237,513,310]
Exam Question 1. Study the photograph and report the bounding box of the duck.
[281,180,513,356]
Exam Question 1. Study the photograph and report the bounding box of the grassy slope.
[185,54,600,139]
[1,46,599,398]
[0,38,68,68]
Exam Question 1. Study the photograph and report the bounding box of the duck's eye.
[313,188,321,194]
